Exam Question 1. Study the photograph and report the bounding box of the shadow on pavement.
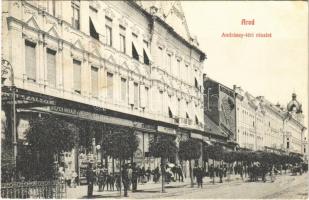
[134,190,161,193]
[81,195,120,199]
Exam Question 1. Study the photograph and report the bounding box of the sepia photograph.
[1,0,308,199]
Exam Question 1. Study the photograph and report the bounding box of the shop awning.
[143,43,152,63]
[132,40,143,58]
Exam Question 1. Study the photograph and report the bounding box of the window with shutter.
[120,34,126,53]
[121,78,127,101]
[25,40,36,82]
[140,85,145,108]
[89,18,99,40]
[160,91,164,114]
[132,42,139,61]
[158,47,163,68]
[145,87,149,109]
[128,80,134,105]
[73,59,81,93]
[119,26,126,53]
[168,107,173,118]
[91,66,98,97]
[177,60,181,78]
[47,49,56,87]
[143,49,149,65]
[134,82,139,107]
[71,1,80,30]
[107,72,113,99]
[167,54,172,74]
[105,17,113,46]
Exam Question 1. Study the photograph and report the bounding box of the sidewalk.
[66,175,242,199]
[67,179,190,199]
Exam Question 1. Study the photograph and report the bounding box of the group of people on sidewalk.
[83,161,308,197]
[85,162,185,197]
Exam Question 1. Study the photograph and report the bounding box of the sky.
[182,1,308,127]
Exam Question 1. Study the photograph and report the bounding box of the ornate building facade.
[1,0,205,176]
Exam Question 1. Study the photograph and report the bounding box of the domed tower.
[287,93,304,124]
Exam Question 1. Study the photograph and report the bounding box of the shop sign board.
[157,126,176,135]
[2,91,55,105]
[135,122,157,132]
[191,132,203,140]
[49,106,133,127]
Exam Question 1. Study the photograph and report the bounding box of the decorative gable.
[108,54,116,64]
[26,16,40,30]
[73,39,84,50]
[47,26,59,38]
[91,48,102,58]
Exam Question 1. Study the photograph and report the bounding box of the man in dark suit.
[86,163,96,197]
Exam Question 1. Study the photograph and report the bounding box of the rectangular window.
[134,82,139,107]
[119,34,126,53]
[160,91,164,113]
[48,0,56,16]
[158,47,163,68]
[132,33,139,61]
[46,48,56,87]
[71,0,80,30]
[73,59,81,93]
[167,54,172,73]
[105,17,112,46]
[91,66,98,97]
[25,40,36,81]
[143,49,150,65]
[177,59,180,78]
[185,64,189,82]
[107,72,113,99]
[143,40,149,48]
[52,0,56,16]
[145,87,149,109]
[106,26,112,46]
[132,43,139,60]
[89,18,99,40]
[121,78,127,101]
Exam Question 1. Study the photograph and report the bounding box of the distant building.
[284,93,306,155]
[234,87,265,151]
[234,85,307,156]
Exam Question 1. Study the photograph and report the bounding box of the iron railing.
[1,180,66,199]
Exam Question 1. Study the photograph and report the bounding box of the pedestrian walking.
[64,169,72,187]
[86,163,96,198]
[122,164,129,197]
[132,163,138,192]
[128,165,133,189]
[239,165,244,180]
[196,167,203,188]
[146,167,151,182]
[153,167,160,183]
[71,170,77,188]
[219,165,223,183]
[98,169,107,192]
[177,165,184,182]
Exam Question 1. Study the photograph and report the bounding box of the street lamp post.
[1,59,17,180]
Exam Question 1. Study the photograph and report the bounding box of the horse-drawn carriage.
[291,165,303,175]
